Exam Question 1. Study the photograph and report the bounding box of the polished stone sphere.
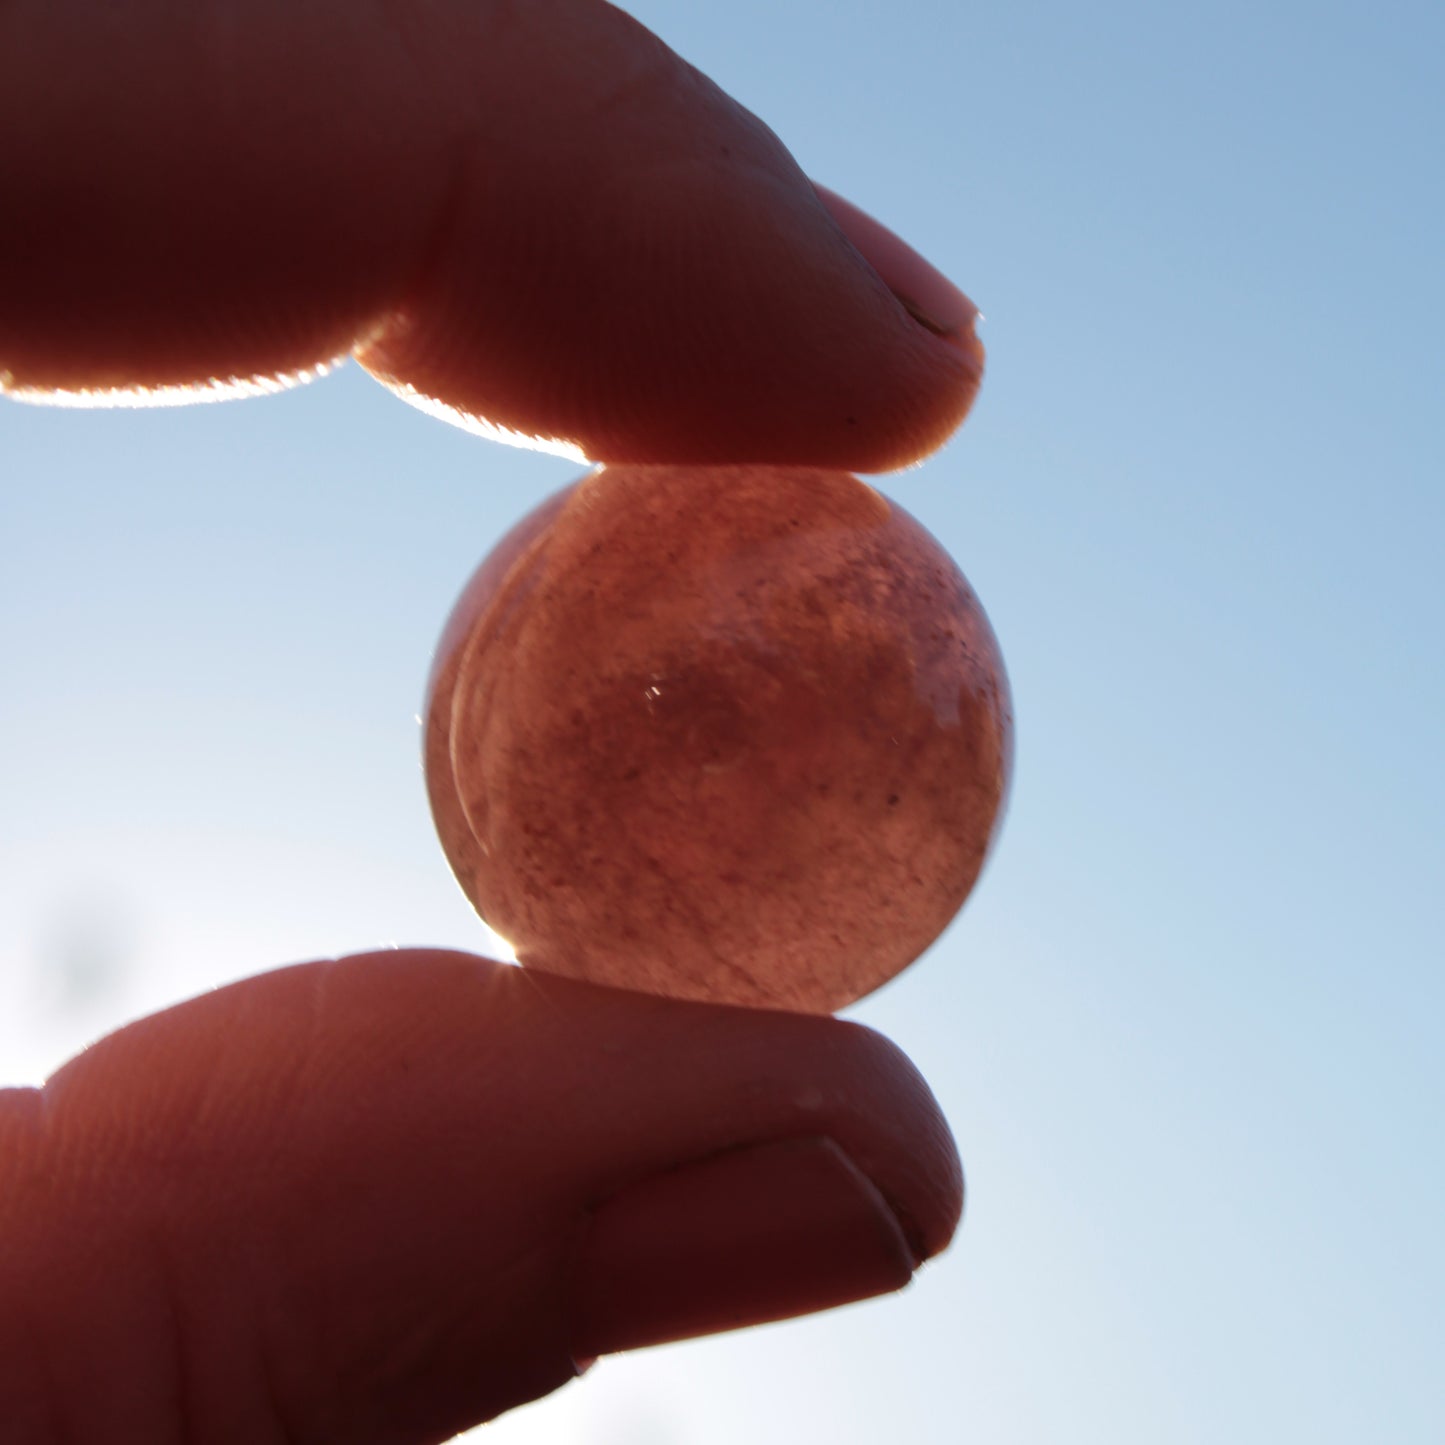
[425,465,1011,1013]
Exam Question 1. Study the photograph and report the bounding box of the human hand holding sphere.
[0,2,1003,1440]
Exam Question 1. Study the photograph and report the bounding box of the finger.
[812,183,981,347]
[0,0,981,471]
[2,950,962,1445]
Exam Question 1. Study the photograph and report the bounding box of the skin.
[0,3,984,1441]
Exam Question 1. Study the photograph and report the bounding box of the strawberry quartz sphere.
[425,465,1012,1014]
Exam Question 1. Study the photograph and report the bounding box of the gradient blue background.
[2,1,1441,1440]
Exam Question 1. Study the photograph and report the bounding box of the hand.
[1,3,978,1442]
[2,952,962,1443]
[0,0,981,471]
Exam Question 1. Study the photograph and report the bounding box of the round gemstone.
[425,465,1011,1013]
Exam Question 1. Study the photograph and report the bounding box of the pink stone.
[425,465,1012,1014]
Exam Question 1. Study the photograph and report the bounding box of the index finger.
[0,0,982,471]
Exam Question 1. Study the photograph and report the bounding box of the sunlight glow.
[477,920,518,964]
[381,379,590,463]
[1,357,342,408]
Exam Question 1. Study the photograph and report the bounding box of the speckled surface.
[426,465,1011,1013]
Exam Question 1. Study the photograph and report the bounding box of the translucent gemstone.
[425,465,1012,1014]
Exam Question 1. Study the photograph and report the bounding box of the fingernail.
[570,1137,916,1358]
[812,182,983,365]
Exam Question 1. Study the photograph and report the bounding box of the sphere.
[425,465,1011,1013]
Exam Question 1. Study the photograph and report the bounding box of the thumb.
[2,950,962,1445]
[1,0,980,471]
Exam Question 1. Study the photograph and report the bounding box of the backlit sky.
[2,1,1441,1441]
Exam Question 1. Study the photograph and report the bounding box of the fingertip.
[811,181,985,468]
[821,1016,965,1262]
[571,1136,915,1357]
[812,183,982,348]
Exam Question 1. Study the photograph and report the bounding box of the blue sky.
[2,1,1441,1441]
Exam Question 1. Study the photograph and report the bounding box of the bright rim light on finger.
[379,378,590,463]
[0,357,344,408]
